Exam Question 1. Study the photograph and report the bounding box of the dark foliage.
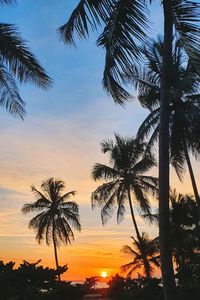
[121,233,160,279]
[0,260,70,300]
[107,274,163,300]
[0,1,51,118]
[91,135,158,226]
[170,192,200,289]
[83,276,99,292]
[61,1,200,103]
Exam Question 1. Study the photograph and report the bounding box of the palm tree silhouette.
[60,2,200,296]
[22,178,81,281]
[0,0,51,118]
[169,190,199,269]
[91,134,158,241]
[121,233,160,280]
[129,37,200,213]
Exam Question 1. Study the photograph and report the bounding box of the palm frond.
[41,178,65,199]
[121,261,142,277]
[62,207,81,231]
[91,163,118,181]
[0,0,16,4]
[149,255,160,267]
[172,0,200,74]
[140,176,158,196]
[97,0,149,103]
[91,180,119,208]
[121,245,139,257]
[144,124,159,153]
[116,187,127,223]
[124,65,160,91]
[45,217,53,246]
[170,112,186,181]
[31,185,51,204]
[0,24,52,88]
[101,189,118,224]
[22,202,48,214]
[102,58,133,104]
[137,108,160,142]
[131,154,156,174]
[142,36,163,76]
[142,211,158,224]
[59,0,111,45]
[100,138,114,153]
[0,63,25,118]
[28,211,47,230]
[111,135,142,169]
[35,213,50,244]
[124,65,160,109]
[58,191,76,203]
[132,184,151,215]
[61,201,79,213]
[55,217,74,246]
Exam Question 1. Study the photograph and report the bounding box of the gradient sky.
[0,1,199,281]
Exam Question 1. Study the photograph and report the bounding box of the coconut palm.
[60,2,200,297]
[0,0,51,118]
[169,191,200,287]
[144,190,200,269]
[22,178,81,281]
[91,134,158,241]
[127,37,200,213]
[121,233,160,280]
[169,191,200,268]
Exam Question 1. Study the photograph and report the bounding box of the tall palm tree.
[22,178,81,281]
[0,0,51,118]
[127,37,200,213]
[91,134,158,241]
[121,233,160,280]
[60,1,200,298]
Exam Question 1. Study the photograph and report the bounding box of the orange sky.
[0,108,198,281]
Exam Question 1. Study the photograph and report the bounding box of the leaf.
[172,0,200,74]
[0,63,25,118]
[59,0,112,45]
[97,0,149,103]
[0,0,16,4]
[0,24,52,88]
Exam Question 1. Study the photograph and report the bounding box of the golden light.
[101,271,108,278]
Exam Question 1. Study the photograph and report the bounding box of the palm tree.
[121,233,160,280]
[144,190,200,271]
[127,37,200,214]
[0,0,51,118]
[60,1,200,298]
[169,191,200,268]
[91,134,158,241]
[22,178,81,281]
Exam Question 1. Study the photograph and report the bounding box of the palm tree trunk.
[183,142,200,214]
[53,221,61,281]
[127,186,141,241]
[159,1,176,299]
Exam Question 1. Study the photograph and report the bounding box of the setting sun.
[101,271,108,278]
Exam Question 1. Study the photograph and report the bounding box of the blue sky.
[0,1,198,280]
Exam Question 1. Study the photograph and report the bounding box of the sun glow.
[101,271,108,278]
